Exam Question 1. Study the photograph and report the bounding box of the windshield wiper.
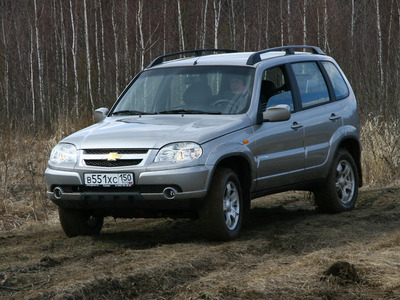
[158,109,221,115]
[112,110,154,116]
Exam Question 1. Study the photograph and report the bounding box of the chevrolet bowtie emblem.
[103,152,122,161]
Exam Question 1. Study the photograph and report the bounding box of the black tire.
[199,168,243,241]
[58,208,104,237]
[314,149,359,213]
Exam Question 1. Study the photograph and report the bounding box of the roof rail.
[147,49,237,68]
[246,45,325,65]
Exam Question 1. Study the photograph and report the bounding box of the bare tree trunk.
[230,0,236,49]
[324,0,329,51]
[99,1,106,99]
[1,16,9,120]
[303,0,307,45]
[29,21,36,124]
[280,0,284,46]
[265,0,269,48]
[112,3,120,98]
[243,2,247,50]
[201,0,208,48]
[94,2,101,102]
[69,0,79,117]
[137,0,145,70]
[376,0,384,87]
[213,0,222,48]
[351,0,354,56]
[59,0,68,119]
[163,0,167,53]
[287,0,292,45]
[124,0,130,82]
[34,0,45,123]
[177,0,185,51]
[83,0,94,111]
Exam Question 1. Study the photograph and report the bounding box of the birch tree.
[265,0,269,48]
[177,0,185,51]
[324,0,329,51]
[59,0,68,117]
[99,1,106,98]
[34,0,45,122]
[124,0,130,82]
[213,0,222,48]
[94,2,101,101]
[287,0,292,45]
[137,0,145,70]
[112,3,120,97]
[29,19,35,123]
[83,0,94,111]
[303,0,307,45]
[376,0,384,87]
[229,0,236,49]
[1,15,9,120]
[201,0,208,48]
[69,0,79,117]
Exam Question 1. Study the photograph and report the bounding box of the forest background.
[0,0,400,226]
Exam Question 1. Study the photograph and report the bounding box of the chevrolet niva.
[45,46,362,241]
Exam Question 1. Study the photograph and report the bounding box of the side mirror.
[263,104,291,122]
[94,107,109,122]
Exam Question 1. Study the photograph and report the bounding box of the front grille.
[84,159,142,167]
[82,148,149,168]
[84,149,148,155]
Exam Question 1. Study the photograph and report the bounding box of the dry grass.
[0,117,90,230]
[361,115,400,185]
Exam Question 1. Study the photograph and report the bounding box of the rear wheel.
[58,208,104,237]
[314,149,359,213]
[199,168,243,241]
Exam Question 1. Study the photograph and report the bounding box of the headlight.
[49,143,77,165]
[154,142,202,163]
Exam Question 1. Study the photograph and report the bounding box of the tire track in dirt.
[1,188,400,299]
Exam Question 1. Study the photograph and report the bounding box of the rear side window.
[291,62,330,108]
[322,61,349,100]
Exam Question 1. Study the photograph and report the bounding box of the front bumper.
[45,166,210,212]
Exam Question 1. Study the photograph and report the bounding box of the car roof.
[146,46,327,69]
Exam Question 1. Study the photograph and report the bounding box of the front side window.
[291,62,330,108]
[261,65,294,111]
[112,66,254,115]
[322,61,349,100]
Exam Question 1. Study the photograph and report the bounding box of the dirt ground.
[1,186,400,300]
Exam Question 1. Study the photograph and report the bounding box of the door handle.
[329,113,341,121]
[291,122,303,130]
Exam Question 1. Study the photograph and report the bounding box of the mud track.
[1,187,400,299]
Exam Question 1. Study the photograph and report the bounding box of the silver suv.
[45,46,362,241]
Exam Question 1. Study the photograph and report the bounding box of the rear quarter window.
[322,61,349,100]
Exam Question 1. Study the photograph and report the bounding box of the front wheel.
[199,168,243,241]
[58,208,104,237]
[314,149,359,213]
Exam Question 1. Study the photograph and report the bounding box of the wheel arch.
[337,138,362,187]
[213,155,253,216]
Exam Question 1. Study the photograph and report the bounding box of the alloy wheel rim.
[335,159,355,205]
[223,181,240,230]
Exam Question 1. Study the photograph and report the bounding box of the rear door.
[289,61,343,180]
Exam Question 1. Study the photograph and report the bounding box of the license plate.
[84,173,134,187]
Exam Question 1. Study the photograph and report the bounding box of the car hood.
[62,114,251,149]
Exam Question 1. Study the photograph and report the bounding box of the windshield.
[111,66,254,115]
